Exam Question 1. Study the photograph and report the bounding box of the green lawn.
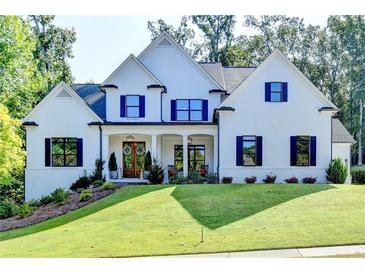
[0,184,364,257]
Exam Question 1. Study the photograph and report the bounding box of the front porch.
[101,125,218,182]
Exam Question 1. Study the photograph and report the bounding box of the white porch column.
[183,135,189,176]
[102,134,109,180]
[213,134,218,174]
[151,134,157,160]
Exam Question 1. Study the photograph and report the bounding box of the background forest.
[0,15,364,199]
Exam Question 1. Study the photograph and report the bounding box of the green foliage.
[144,151,152,172]
[79,189,93,202]
[101,182,117,191]
[147,159,165,184]
[39,194,55,205]
[108,152,117,171]
[90,159,105,182]
[51,188,69,204]
[263,174,277,184]
[0,199,19,219]
[91,180,104,188]
[0,105,25,185]
[18,203,34,218]
[169,173,218,184]
[205,173,219,184]
[326,158,348,184]
[169,175,187,184]
[70,173,91,191]
[351,169,365,184]
[222,176,233,184]
[0,179,24,204]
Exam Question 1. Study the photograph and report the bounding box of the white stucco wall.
[218,55,333,183]
[332,143,352,183]
[138,42,221,122]
[24,92,100,200]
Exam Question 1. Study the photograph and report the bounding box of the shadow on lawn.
[171,184,335,230]
[0,185,169,242]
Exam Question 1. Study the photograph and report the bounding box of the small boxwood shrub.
[70,174,91,191]
[51,188,69,204]
[284,177,298,184]
[39,194,55,206]
[205,173,219,184]
[0,199,19,219]
[18,203,34,218]
[244,176,257,184]
[91,180,104,188]
[351,170,365,184]
[326,158,347,184]
[263,174,277,184]
[222,176,233,184]
[102,182,117,190]
[79,189,93,202]
[302,177,317,184]
[169,175,187,184]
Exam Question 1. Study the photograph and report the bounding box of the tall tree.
[191,15,235,65]
[29,15,76,93]
[0,16,45,119]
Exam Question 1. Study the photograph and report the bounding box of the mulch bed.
[0,186,123,232]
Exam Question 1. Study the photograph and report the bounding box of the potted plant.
[143,151,152,179]
[108,152,118,179]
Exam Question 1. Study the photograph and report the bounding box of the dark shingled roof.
[332,118,356,144]
[199,62,256,92]
[71,84,106,120]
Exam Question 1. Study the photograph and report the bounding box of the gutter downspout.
[99,125,103,161]
[217,112,220,182]
[160,87,166,122]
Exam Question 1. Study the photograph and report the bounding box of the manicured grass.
[0,184,364,257]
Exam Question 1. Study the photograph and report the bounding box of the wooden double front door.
[123,142,145,178]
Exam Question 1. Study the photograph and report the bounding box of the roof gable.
[332,118,356,144]
[137,32,223,90]
[219,49,338,109]
[22,82,103,123]
[103,54,163,85]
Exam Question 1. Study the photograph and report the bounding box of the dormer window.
[126,95,140,118]
[171,99,208,121]
[265,82,288,102]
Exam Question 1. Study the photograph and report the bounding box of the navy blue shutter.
[283,82,288,102]
[120,95,126,117]
[171,100,177,121]
[202,100,208,121]
[256,136,263,166]
[290,136,297,166]
[139,96,145,117]
[76,138,83,167]
[265,82,271,102]
[236,136,243,166]
[45,138,51,167]
[310,136,317,166]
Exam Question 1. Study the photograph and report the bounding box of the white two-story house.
[22,32,355,200]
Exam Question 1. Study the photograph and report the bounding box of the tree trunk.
[358,99,363,165]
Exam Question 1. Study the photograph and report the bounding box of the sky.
[54,16,328,83]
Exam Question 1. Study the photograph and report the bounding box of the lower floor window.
[174,145,205,171]
[52,137,77,167]
[242,136,257,166]
[296,136,310,166]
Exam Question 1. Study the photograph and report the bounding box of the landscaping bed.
[0,186,121,232]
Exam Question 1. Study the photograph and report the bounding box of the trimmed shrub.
[147,159,164,184]
[39,194,55,206]
[284,177,299,184]
[79,189,93,202]
[0,199,19,219]
[51,188,69,204]
[70,174,91,191]
[90,159,105,182]
[108,152,117,171]
[222,176,233,184]
[302,177,317,184]
[244,176,257,184]
[263,174,277,184]
[101,182,117,191]
[91,180,104,188]
[144,151,152,172]
[326,158,347,184]
[169,175,187,184]
[18,203,33,218]
[206,173,219,184]
[351,170,365,184]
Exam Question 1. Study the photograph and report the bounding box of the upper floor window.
[265,82,288,102]
[120,95,145,118]
[171,99,208,121]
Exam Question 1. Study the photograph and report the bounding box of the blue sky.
[54,16,328,83]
